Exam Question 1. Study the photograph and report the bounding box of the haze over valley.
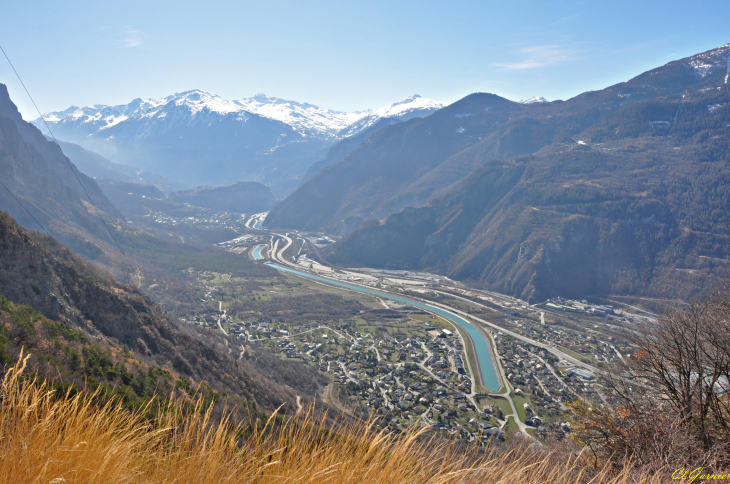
[36,91,443,197]
[1,2,729,480]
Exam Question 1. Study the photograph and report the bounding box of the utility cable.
[0,44,134,270]
[0,178,48,233]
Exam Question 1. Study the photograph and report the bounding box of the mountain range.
[12,42,730,306]
[0,85,328,411]
[35,92,443,196]
[285,44,730,302]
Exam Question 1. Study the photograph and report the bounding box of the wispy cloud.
[553,13,583,25]
[124,30,143,48]
[493,45,577,71]
[659,52,677,60]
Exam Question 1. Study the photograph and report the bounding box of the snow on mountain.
[367,94,443,118]
[38,90,443,141]
[682,43,730,81]
[519,96,548,104]
[33,90,444,194]
[233,93,360,138]
[336,95,443,137]
[35,90,242,140]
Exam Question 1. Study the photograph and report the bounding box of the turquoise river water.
[252,245,266,260]
[266,263,501,391]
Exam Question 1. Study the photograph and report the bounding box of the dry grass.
[1,353,664,484]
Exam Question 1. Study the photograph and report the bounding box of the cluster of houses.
[495,333,601,421]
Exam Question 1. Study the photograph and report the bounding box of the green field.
[503,417,519,436]
[282,273,348,294]
[492,396,512,418]
[512,393,532,422]
[409,313,449,326]
[557,345,595,363]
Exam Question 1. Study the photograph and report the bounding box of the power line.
[0,178,48,233]
[0,44,133,270]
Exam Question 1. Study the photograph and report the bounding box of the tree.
[569,287,730,471]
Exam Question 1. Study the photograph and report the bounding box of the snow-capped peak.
[38,90,444,140]
[520,96,548,104]
[335,95,444,138]
[234,94,357,136]
[158,89,241,114]
[233,93,442,138]
[684,43,730,80]
[367,94,442,117]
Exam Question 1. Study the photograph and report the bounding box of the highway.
[267,262,503,392]
[256,231,598,436]
[265,232,597,372]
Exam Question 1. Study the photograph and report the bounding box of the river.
[266,263,501,391]
[252,245,266,260]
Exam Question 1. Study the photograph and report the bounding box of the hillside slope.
[0,210,325,410]
[57,140,186,192]
[0,84,126,259]
[301,117,401,184]
[322,44,730,301]
[267,44,730,236]
[265,94,529,234]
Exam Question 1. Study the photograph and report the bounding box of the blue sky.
[1,0,728,119]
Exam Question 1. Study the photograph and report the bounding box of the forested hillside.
[168,181,276,213]
[321,45,730,301]
[267,44,730,238]
[0,211,326,411]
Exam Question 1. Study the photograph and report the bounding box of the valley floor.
[178,218,646,443]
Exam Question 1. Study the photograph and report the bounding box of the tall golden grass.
[0,353,662,484]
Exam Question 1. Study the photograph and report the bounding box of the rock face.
[266,44,730,237]
[321,45,730,302]
[168,181,276,213]
[0,83,124,259]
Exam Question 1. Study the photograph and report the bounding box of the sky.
[1,0,728,120]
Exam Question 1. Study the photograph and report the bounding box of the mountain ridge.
[40,90,443,141]
[265,44,730,236]
[35,91,443,196]
[312,44,730,301]
[0,83,127,260]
